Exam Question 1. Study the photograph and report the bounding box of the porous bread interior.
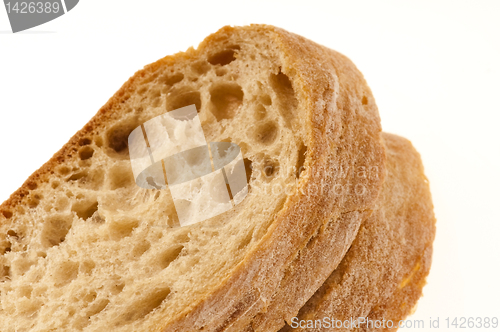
[0,29,308,331]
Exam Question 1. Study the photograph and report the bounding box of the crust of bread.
[0,25,386,331]
[359,244,433,332]
[277,133,436,332]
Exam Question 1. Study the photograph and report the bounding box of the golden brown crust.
[0,25,385,331]
[278,133,435,332]
[357,136,435,332]
[360,244,433,332]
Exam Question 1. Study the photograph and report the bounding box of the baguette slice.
[0,25,385,332]
[278,133,436,332]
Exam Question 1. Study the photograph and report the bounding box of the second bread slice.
[277,133,436,332]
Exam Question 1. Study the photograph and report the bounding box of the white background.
[1,1,499,330]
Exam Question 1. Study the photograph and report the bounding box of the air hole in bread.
[53,260,79,287]
[132,241,151,258]
[108,164,135,190]
[210,83,244,121]
[270,71,297,128]
[166,89,202,113]
[67,308,76,319]
[263,159,279,179]
[296,142,307,178]
[18,298,42,317]
[113,281,125,295]
[26,194,38,208]
[243,158,253,183]
[149,89,162,108]
[253,104,267,120]
[2,210,13,219]
[91,212,104,224]
[362,95,368,105]
[80,260,96,275]
[80,260,95,274]
[67,170,88,182]
[7,230,18,238]
[236,141,250,157]
[16,206,26,216]
[142,71,160,85]
[118,286,171,326]
[3,244,12,254]
[78,137,92,146]
[28,196,39,209]
[94,136,103,147]
[79,146,94,160]
[254,121,278,145]
[1,265,11,281]
[106,120,140,155]
[87,298,109,318]
[108,218,139,240]
[161,73,184,86]
[18,285,33,299]
[261,94,272,106]
[57,166,71,176]
[171,229,190,244]
[72,200,98,220]
[192,61,210,75]
[208,49,236,66]
[27,182,38,190]
[138,86,148,96]
[158,245,183,269]
[216,68,227,76]
[41,215,72,248]
[81,290,97,306]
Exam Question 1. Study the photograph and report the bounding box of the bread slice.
[276,133,436,332]
[0,25,385,331]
